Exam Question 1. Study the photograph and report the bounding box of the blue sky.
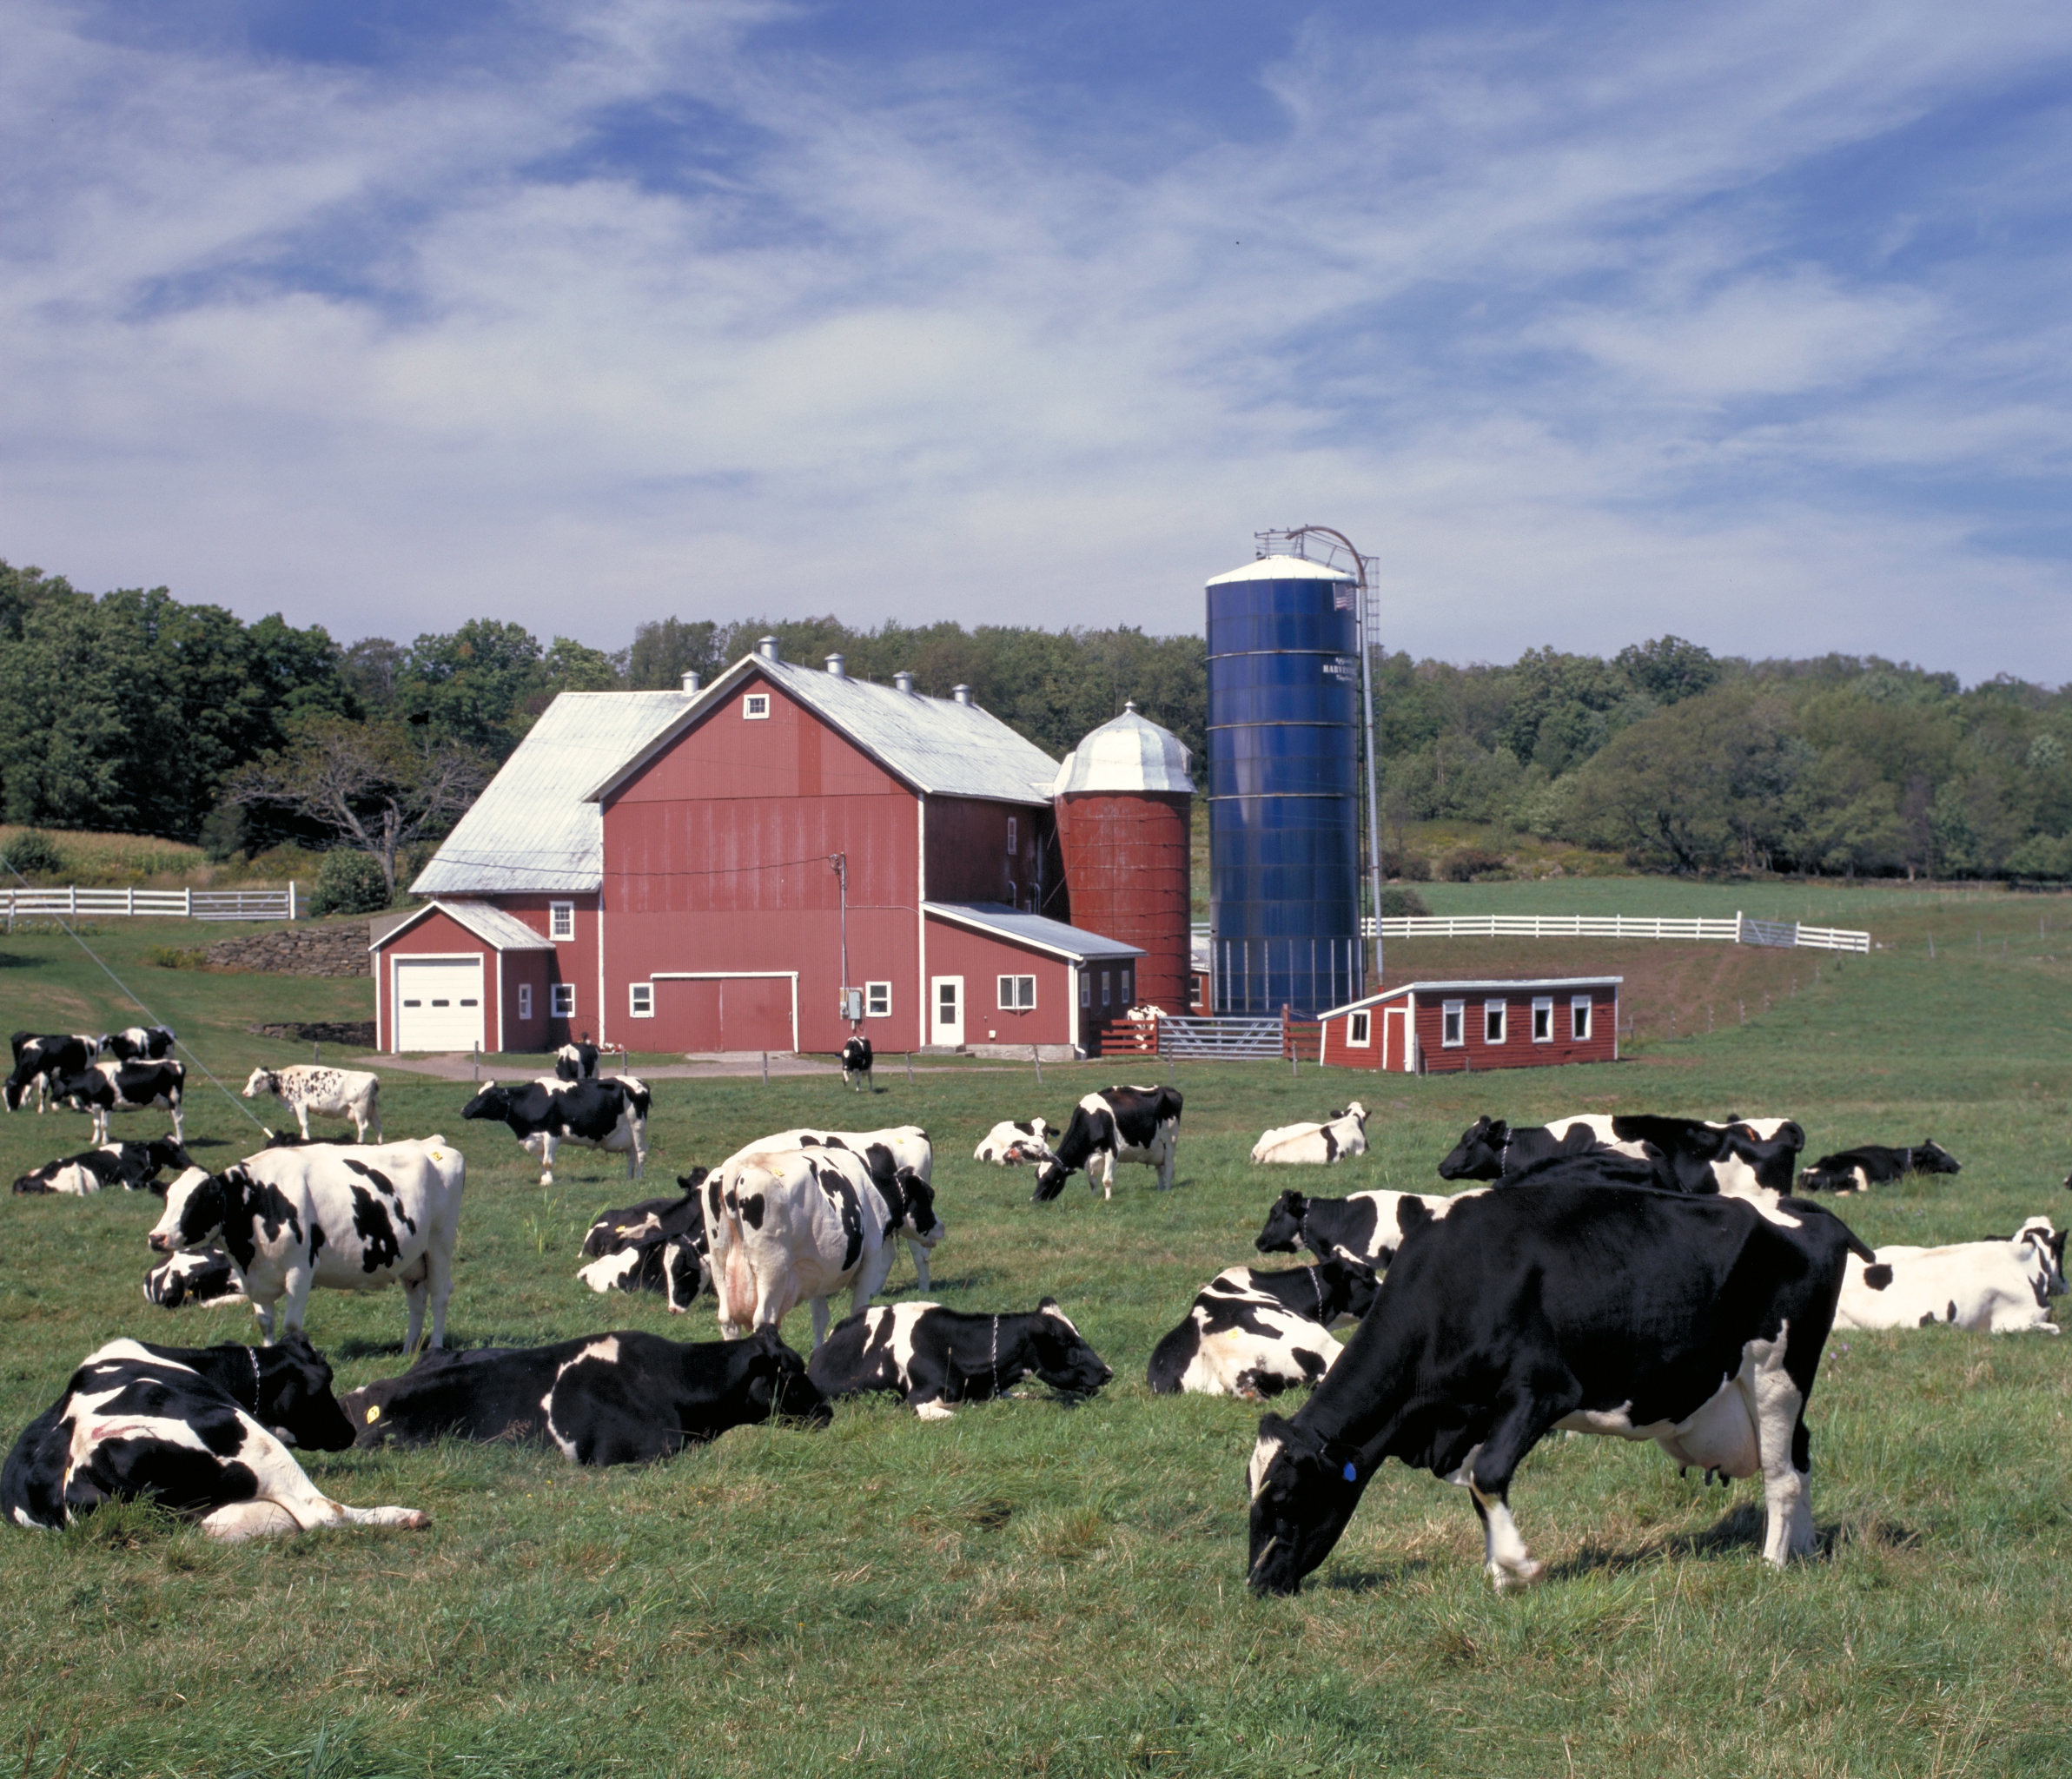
[4,0,2070,679]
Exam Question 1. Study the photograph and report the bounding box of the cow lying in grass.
[1251,1105,1368,1166]
[1797,1141,1962,1194]
[1437,1114,1805,1195]
[13,1137,189,1195]
[1148,1260,1378,1400]
[143,1247,247,1308]
[1837,1218,2065,1333]
[575,1174,710,1313]
[806,1300,1112,1419]
[974,1118,1056,1166]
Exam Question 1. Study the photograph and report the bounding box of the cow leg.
[250,1295,280,1343]
[907,1236,932,1293]
[170,1098,183,1146]
[1460,1383,1577,1591]
[811,1295,834,1347]
[295,1104,312,1140]
[423,1240,453,1352]
[200,1431,429,1539]
[1158,1134,1176,1192]
[539,1133,557,1187]
[1743,1331,1816,1567]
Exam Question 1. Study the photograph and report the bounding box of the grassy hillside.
[1,905,2069,1775]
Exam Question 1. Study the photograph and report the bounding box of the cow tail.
[709,1174,756,1332]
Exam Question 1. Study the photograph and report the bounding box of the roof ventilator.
[893,671,916,694]
[758,635,780,662]
[825,653,846,678]
[952,684,973,705]
[681,671,701,693]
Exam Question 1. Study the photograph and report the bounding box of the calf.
[13,1136,189,1195]
[143,1247,248,1308]
[1029,1085,1183,1200]
[576,1175,711,1313]
[974,1117,1057,1166]
[148,1136,466,1349]
[102,1025,175,1062]
[341,1328,829,1464]
[1437,1113,1804,1196]
[1,1333,427,1540]
[807,1300,1112,1419]
[1246,1182,1873,1597]
[1254,1187,1471,1271]
[555,1042,601,1081]
[1148,1260,1379,1400]
[841,1035,874,1091]
[462,1076,651,1185]
[1837,1219,2063,1333]
[53,1060,186,1145]
[709,1126,941,1288]
[580,1173,709,1258]
[243,1064,382,1144]
[1798,1141,1962,1194]
[4,1032,98,1114]
[1251,1104,1368,1166]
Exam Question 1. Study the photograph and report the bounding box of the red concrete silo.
[1053,702,1195,1010]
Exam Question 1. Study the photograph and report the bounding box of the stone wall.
[206,919,372,977]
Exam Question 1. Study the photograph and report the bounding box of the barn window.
[997,975,1036,1010]
[743,693,771,720]
[1006,816,1018,854]
[1348,1011,1371,1048]
[1190,973,1204,1005]
[1484,1001,1506,1044]
[629,982,653,1018]
[1440,1001,1465,1047]
[1101,970,1111,1009]
[1532,997,1554,1042]
[864,982,891,1017]
[551,983,576,1018]
[1572,995,1593,1041]
[1120,967,1133,1004]
[518,983,532,1021]
[550,902,574,941]
[1080,973,1091,1009]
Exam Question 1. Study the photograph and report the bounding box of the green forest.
[5,557,2072,889]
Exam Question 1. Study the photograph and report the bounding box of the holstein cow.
[1437,1113,1805,1197]
[1029,1085,1183,1201]
[808,1300,1112,1419]
[841,1035,874,1092]
[102,1025,176,1062]
[243,1064,382,1144]
[1836,1218,2065,1334]
[1148,1260,1380,1400]
[575,1175,711,1313]
[1245,1173,1876,1597]
[974,1118,1057,1166]
[580,1173,710,1257]
[54,1060,186,1146]
[342,1328,829,1465]
[555,1042,602,1081]
[148,1137,466,1349]
[461,1077,651,1186]
[704,1147,941,1346]
[708,1127,942,1288]
[1254,1187,1473,1272]
[14,1137,189,1195]
[1,1333,428,1540]
[1251,1104,1369,1167]
[143,1247,247,1309]
[5,1032,98,1114]
[1797,1141,1963,1194]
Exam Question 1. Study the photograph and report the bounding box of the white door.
[930,975,964,1048]
[395,958,486,1052]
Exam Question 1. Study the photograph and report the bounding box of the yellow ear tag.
[365,1405,381,1423]
[431,1151,443,1161]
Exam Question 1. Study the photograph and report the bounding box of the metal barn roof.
[1052,702,1195,797]
[411,691,692,895]
[923,902,1145,962]
[1318,976,1624,1021]
[372,898,559,952]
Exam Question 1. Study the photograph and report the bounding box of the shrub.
[309,850,391,917]
[146,945,209,969]
[1392,853,1432,883]
[199,803,248,863]
[1440,846,1507,883]
[1380,887,1430,918]
[0,830,69,882]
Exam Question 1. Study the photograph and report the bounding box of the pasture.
[3,896,2070,1776]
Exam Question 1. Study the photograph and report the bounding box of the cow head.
[255,1333,357,1451]
[2016,1218,2069,1294]
[1254,1190,1308,1253]
[241,1068,280,1100]
[142,1248,238,1308]
[1315,1257,1380,1323]
[1436,1117,1506,1180]
[149,1166,232,1253]
[1027,1300,1113,1396]
[1029,1157,1073,1202]
[1342,1101,1368,1133]
[1916,1141,1962,1175]
[1247,1412,1369,1597]
[1715,1126,1802,1194]
[462,1083,513,1122]
[897,1171,943,1241]
[744,1330,832,1427]
[1,1077,26,1112]
[676,1168,709,1194]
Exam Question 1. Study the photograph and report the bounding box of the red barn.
[1316,976,1621,1074]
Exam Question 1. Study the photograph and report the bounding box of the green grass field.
[3,896,2071,1776]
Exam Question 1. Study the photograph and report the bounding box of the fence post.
[1032,1043,1043,1088]
[184,888,192,917]
[126,887,134,916]
[289,880,298,921]
[761,1050,768,1085]
[69,885,76,916]
[905,1052,914,1086]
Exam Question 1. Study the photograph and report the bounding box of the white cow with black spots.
[242,1065,382,1143]
[1251,1104,1369,1166]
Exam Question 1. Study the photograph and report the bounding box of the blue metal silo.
[1206,553,1362,1017]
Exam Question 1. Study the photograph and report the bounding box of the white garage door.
[394,958,486,1052]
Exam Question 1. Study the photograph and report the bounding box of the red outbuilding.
[369,899,559,1055]
[1316,976,1622,1074]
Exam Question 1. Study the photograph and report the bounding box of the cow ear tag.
[1342,1462,1358,1483]
[365,1405,381,1423]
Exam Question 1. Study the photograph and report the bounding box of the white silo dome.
[1052,702,1195,797]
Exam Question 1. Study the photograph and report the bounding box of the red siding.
[925,797,1048,907]
[922,916,1080,1048]
[485,891,597,1046]
[1320,983,1619,1073]
[374,910,496,1053]
[1055,790,1190,1009]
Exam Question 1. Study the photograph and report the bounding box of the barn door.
[930,975,964,1048]
[394,957,485,1053]
[1383,1006,1411,1072]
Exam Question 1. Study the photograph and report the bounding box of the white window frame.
[998,974,1036,1011]
[865,981,892,1018]
[1572,995,1593,1041]
[1440,1000,1465,1047]
[629,982,654,1018]
[1532,996,1554,1043]
[1347,1010,1372,1048]
[551,982,576,1018]
[518,983,532,1022]
[1484,1000,1507,1045]
[743,692,771,720]
[1006,816,1018,855]
[549,902,575,942]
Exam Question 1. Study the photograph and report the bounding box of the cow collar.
[237,1344,261,1412]
[1305,1266,1325,1323]
[990,1315,1001,1399]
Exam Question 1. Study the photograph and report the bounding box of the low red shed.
[371,899,560,1055]
[1317,976,1621,1074]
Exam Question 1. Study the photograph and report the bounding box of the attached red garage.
[371,900,559,1055]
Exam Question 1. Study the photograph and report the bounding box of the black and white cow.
[1836,1218,2064,1333]
[1251,1104,1369,1166]
[1148,1260,1380,1400]
[52,1060,186,1145]
[462,1076,650,1185]
[974,1117,1057,1166]
[13,1136,189,1195]
[5,1032,98,1114]
[1797,1141,1963,1194]
[242,1064,382,1144]
[554,1042,601,1081]
[1254,1187,1472,1271]
[708,1127,942,1288]
[1245,1176,1874,1596]
[575,1175,711,1313]
[841,1035,873,1092]
[1436,1114,1804,1196]
[148,1137,467,1349]
[142,1247,247,1308]
[704,1147,942,1346]
[807,1300,1112,1419]
[1,1333,428,1539]
[341,1328,829,1464]
[580,1172,710,1258]
[1029,1085,1183,1200]
[102,1025,175,1062]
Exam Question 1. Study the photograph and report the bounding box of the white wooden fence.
[2,884,297,923]
[1363,909,1870,955]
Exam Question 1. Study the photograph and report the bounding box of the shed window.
[866,982,891,1017]
[1484,1001,1506,1044]
[1572,995,1593,1041]
[550,902,574,941]
[1532,997,1554,1042]
[518,983,532,1022]
[629,982,653,1018]
[1120,967,1134,1005]
[1440,1001,1465,1047]
[1101,970,1111,1009]
[743,693,770,720]
[1006,817,1018,855]
[551,983,576,1018]
[998,975,1036,1010]
[1080,973,1091,1009]
[1348,1010,1371,1048]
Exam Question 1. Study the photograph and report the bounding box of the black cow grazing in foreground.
[102,1025,175,1062]
[1797,1141,1962,1194]
[52,1060,187,1146]
[1030,1085,1183,1200]
[1245,1174,1877,1597]
[807,1300,1112,1419]
[341,1328,830,1465]
[143,1247,247,1308]
[5,1032,98,1114]
[1437,1114,1804,1196]
[841,1035,874,1092]
[554,1042,601,1081]
[2,1333,428,1539]
[13,1136,189,1195]
[462,1075,651,1185]
[1148,1260,1380,1400]
[575,1174,711,1313]
[1254,1187,1472,1271]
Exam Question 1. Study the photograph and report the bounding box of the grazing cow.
[341,1328,828,1464]
[840,1034,874,1092]
[53,1061,186,1146]
[461,1076,651,1185]
[1254,1187,1472,1271]
[1251,1104,1369,1167]
[808,1300,1112,1419]
[974,1117,1057,1166]
[1148,1260,1380,1400]
[1029,1085,1183,1200]
[1,1333,427,1539]
[102,1025,175,1062]
[576,1175,711,1313]
[5,1032,98,1114]
[1797,1141,1963,1194]
[1244,1178,1874,1597]
[709,1127,941,1288]
[242,1065,382,1144]
[148,1137,466,1350]
[1437,1114,1804,1196]
[1837,1219,2065,1334]
[705,1147,942,1346]
[143,1247,247,1308]
[554,1042,601,1081]
[13,1136,189,1196]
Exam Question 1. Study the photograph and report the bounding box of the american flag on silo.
[1334,584,1356,612]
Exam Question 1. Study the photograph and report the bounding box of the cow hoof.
[913,1401,957,1421]
[1489,1559,1544,1591]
